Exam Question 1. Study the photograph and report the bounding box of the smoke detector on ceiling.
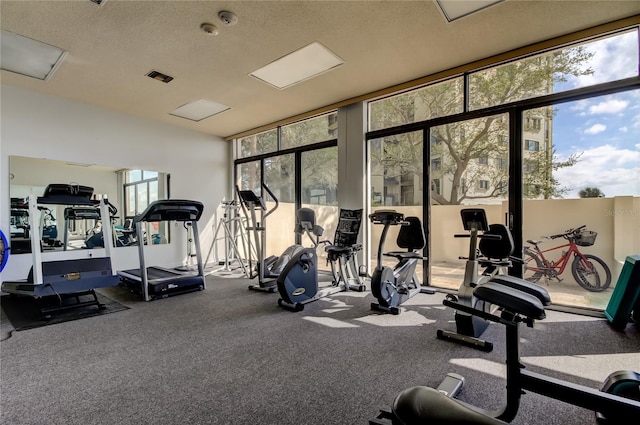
[218,11,238,26]
[201,23,219,36]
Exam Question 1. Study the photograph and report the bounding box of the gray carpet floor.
[1,276,638,425]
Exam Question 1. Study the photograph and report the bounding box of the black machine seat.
[488,275,551,306]
[477,224,515,270]
[393,386,507,425]
[385,216,425,261]
[474,281,547,321]
[135,200,203,223]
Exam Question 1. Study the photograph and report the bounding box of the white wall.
[1,85,230,281]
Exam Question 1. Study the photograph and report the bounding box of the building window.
[525,140,540,151]
[431,179,441,195]
[478,156,489,165]
[432,157,442,170]
[526,117,542,131]
[478,180,489,190]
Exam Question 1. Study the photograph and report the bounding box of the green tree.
[579,187,605,198]
[369,47,594,205]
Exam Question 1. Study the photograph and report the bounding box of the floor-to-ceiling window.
[521,88,640,310]
[366,28,639,310]
[368,131,425,278]
[429,114,510,290]
[234,112,338,266]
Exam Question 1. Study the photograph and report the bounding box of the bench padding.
[393,386,507,425]
[474,282,546,320]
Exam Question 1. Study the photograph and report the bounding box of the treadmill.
[1,184,120,317]
[117,199,205,301]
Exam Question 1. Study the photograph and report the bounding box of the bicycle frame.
[528,239,590,276]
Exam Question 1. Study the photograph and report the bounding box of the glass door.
[521,90,640,310]
[369,130,425,280]
[263,154,296,258]
[429,113,510,290]
[301,147,338,270]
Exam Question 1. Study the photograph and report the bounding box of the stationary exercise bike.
[369,210,434,315]
[278,208,367,312]
[437,208,548,351]
[371,281,640,424]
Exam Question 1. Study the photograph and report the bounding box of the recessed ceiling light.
[250,42,344,90]
[170,99,230,122]
[0,30,67,80]
[436,0,505,22]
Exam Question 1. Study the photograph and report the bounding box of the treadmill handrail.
[134,199,204,223]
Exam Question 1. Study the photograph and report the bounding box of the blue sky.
[551,30,639,198]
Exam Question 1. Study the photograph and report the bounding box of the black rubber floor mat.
[0,291,129,336]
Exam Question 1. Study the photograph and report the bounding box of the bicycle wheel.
[571,254,612,292]
[523,247,544,283]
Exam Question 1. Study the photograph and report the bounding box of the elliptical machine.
[369,210,434,315]
[437,208,548,351]
[277,208,367,312]
[237,184,302,293]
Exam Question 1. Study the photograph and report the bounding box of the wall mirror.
[9,156,169,252]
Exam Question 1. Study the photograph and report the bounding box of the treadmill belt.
[120,267,179,280]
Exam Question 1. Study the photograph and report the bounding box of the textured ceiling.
[1,0,639,140]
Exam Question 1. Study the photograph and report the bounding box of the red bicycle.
[523,225,612,292]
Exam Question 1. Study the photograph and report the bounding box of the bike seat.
[526,239,542,245]
[393,386,507,425]
[487,275,551,306]
[474,281,547,320]
[324,245,353,255]
[384,251,422,260]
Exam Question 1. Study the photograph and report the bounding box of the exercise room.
[1,2,639,424]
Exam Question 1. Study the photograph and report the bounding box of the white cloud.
[619,126,628,133]
[556,144,640,197]
[584,123,606,135]
[570,99,589,112]
[589,99,628,114]
[569,31,638,89]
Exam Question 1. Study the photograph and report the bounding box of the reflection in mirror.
[8,156,169,252]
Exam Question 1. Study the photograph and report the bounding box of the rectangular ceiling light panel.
[170,99,230,122]
[250,42,344,89]
[0,30,67,80]
[436,0,505,22]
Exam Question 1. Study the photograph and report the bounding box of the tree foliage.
[369,46,595,205]
[579,187,605,198]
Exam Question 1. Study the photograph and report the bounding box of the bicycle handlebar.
[546,224,587,240]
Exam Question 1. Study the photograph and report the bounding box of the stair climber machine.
[1,184,120,318]
[369,210,434,315]
[436,208,551,352]
[237,184,302,293]
[277,208,367,312]
[371,281,640,425]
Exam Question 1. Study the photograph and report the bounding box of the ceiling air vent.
[89,0,107,6]
[146,70,174,84]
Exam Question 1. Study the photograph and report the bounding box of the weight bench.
[387,282,549,425]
